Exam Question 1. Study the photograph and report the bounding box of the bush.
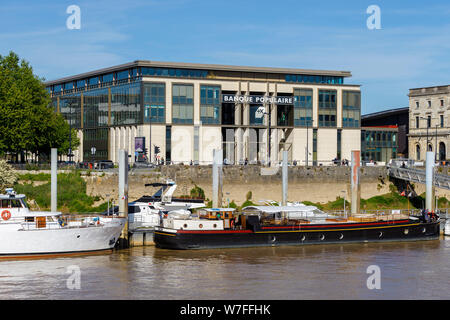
[190,185,205,199]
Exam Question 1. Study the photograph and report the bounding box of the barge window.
[11,200,22,208]
[0,200,9,208]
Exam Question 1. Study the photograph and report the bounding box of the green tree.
[0,51,79,160]
[0,160,18,192]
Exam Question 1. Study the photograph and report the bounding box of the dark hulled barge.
[154,206,440,250]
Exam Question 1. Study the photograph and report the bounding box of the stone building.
[408,85,450,161]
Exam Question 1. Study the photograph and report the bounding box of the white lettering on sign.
[222,94,293,105]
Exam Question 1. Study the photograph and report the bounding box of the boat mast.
[350,150,361,217]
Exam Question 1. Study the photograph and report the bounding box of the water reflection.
[0,239,448,300]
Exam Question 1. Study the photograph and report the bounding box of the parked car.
[133,161,155,169]
[97,160,114,169]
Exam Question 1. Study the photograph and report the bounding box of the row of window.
[47,69,347,95]
[285,74,344,85]
[46,67,208,95]
[415,142,447,161]
[55,82,361,128]
[414,115,445,128]
[414,99,446,108]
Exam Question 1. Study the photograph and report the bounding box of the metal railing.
[1,214,122,231]
[387,165,450,190]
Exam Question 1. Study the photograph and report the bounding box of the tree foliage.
[0,51,79,159]
[0,160,18,192]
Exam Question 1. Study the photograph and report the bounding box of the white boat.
[125,180,206,230]
[0,188,125,258]
[444,220,450,236]
[242,204,331,223]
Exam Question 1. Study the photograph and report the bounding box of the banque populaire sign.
[221,94,293,105]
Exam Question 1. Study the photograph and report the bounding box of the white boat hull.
[0,218,125,256]
[444,222,450,236]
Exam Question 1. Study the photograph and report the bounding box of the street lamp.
[305,119,312,166]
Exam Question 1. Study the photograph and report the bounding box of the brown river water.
[1,238,449,300]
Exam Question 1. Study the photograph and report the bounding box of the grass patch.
[14,171,107,213]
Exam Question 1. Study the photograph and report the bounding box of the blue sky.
[1,0,449,114]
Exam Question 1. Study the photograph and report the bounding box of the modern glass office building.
[45,60,361,165]
[361,127,398,164]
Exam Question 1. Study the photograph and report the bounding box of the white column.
[51,148,57,212]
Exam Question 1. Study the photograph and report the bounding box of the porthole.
[199,224,203,228]
[339,233,344,240]
[404,228,409,235]
[422,227,426,233]
[300,235,306,241]
[378,231,383,238]
[319,234,325,241]
[183,224,188,228]
[213,224,217,228]
[270,236,276,243]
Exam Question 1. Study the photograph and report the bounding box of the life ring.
[1,210,11,221]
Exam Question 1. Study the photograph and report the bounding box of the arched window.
[416,144,421,160]
[428,144,433,152]
[439,142,446,161]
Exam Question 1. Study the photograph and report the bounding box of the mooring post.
[118,149,129,248]
[51,148,57,212]
[212,149,223,208]
[426,151,435,212]
[282,150,288,206]
[351,150,361,215]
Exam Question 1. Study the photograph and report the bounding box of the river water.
[1,238,449,300]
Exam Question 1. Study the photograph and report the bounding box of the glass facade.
[59,94,82,129]
[293,89,313,126]
[102,73,114,84]
[277,104,293,126]
[200,85,221,124]
[342,91,361,128]
[143,83,165,123]
[172,84,194,124]
[142,67,208,78]
[110,82,141,126]
[318,90,337,127]
[361,129,397,163]
[286,74,343,85]
[83,88,109,128]
[83,128,109,161]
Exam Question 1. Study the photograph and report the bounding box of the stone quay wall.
[83,165,396,206]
